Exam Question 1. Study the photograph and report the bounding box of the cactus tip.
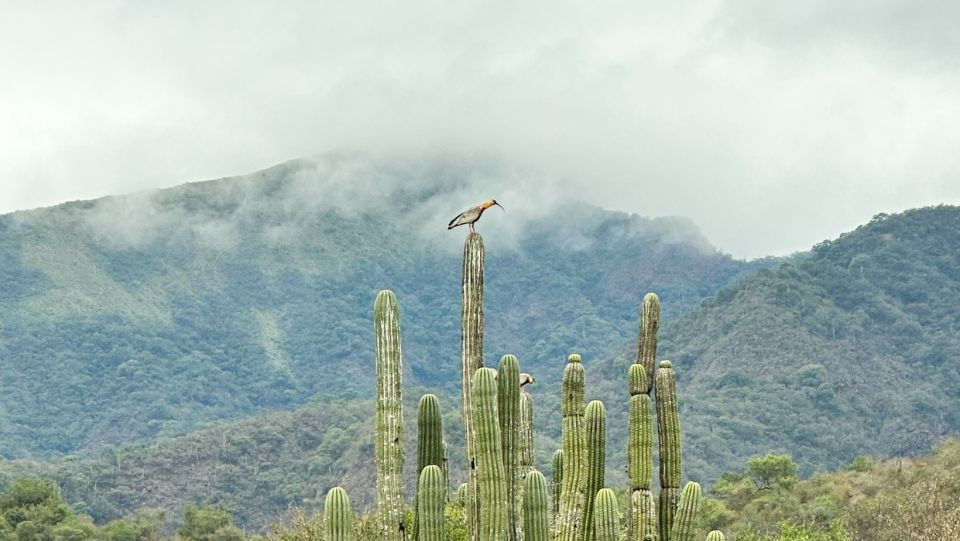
[567,353,582,363]
[659,360,672,369]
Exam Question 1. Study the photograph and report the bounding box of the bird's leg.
[470,223,475,233]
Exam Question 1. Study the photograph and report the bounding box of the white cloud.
[1,0,958,258]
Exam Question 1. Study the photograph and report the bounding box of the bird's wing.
[448,211,466,229]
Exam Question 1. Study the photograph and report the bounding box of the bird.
[448,199,504,233]
[520,373,535,387]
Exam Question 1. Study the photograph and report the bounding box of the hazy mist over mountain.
[4,1,960,258]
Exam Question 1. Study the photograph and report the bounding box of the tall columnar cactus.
[417,465,446,541]
[374,290,404,541]
[705,531,726,541]
[556,354,586,541]
[323,487,354,541]
[658,487,680,541]
[628,364,655,540]
[593,489,620,541]
[551,449,563,516]
[656,359,682,541]
[520,390,534,476]
[414,394,444,541]
[471,367,508,541]
[670,482,702,541]
[457,483,470,507]
[636,293,660,394]
[580,401,607,541]
[498,354,522,541]
[523,470,550,541]
[461,232,485,539]
[629,489,657,541]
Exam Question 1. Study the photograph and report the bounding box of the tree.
[747,454,798,491]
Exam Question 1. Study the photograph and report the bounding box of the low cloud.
[2,1,958,258]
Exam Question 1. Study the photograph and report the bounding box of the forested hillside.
[0,154,758,458]
[659,206,960,482]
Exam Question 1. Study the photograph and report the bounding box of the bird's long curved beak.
[494,202,504,211]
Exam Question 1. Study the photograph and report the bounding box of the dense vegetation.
[1,157,958,536]
[659,205,960,482]
[0,155,758,459]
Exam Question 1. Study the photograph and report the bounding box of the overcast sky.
[2,1,958,258]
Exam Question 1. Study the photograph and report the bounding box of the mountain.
[0,154,759,459]
[658,205,960,482]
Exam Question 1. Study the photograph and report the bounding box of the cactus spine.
[593,489,620,541]
[705,531,725,541]
[471,367,508,541]
[656,360,682,541]
[523,470,550,541]
[417,465,446,541]
[374,290,404,540]
[461,232,486,540]
[670,482,701,541]
[636,293,660,394]
[556,354,586,541]
[628,364,656,540]
[580,401,606,541]
[551,449,563,516]
[498,354,522,541]
[414,394,444,541]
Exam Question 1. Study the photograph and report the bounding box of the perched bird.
[448,199,504,233]
[520,373,535,387]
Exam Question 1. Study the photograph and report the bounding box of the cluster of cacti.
[354,233,723,541]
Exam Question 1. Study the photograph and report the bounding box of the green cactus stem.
[374,290,404,541]
[471,367,508,541]
[636,293,660,394]
[414,394,444,541]
[417,465,446,541]
[580,400,606,541]
[520,389,534,476]
[461,232,485,540]
[593,489,620,541]
[523,470,550,541]
[670,482,701,541]
[705,531,725,541]
[628,363,655,541]
[634,293,667,394]
[323,487,354,541]
[457,483,470,507]
[629,489,657,541]
[551,449,563,516]
[656,360,681,491]
[557,354,586,541]
[498,354,522,541]
[658,487,680,541]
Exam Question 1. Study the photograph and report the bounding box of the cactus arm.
[556,354,586,541]
[498,354,522,541]
[593,489,620,541]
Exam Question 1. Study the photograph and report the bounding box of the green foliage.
[177,504,243,541]
[735,521,851,541]
[100,510,164,541]
[746,454,798,491]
